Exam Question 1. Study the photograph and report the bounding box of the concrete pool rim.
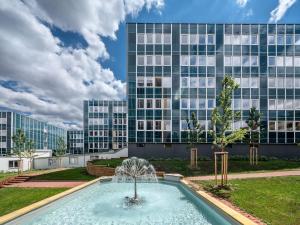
[0,177,258,225]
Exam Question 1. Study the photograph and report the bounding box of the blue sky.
[0,0,299,128]
[102,0,300,82]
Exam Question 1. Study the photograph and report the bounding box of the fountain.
[113,157,157,204]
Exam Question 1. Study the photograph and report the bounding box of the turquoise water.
[6,181,239,225]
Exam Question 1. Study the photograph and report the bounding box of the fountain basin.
[4,180,241,225]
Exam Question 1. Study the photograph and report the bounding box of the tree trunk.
[134,177,137,200]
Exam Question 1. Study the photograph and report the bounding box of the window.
[242,56,250,66]
[277,78,285,88]
[207,99,215,109]
[207,56,215,66]
[48,158,57,166]
[295,34,300,45]
[8,160,19,169]
[286,100,293,109]
[295,78,300,88]
[137,56,144,66]
[146,99,153,108]
[155,99,161,109]
[164,55,171,66]
[268,56,276,66]
[199,35,206,44]
[286,35,293,45]
[232,35,240,45]
[155,55,162,65]
[146,78,153,87]
[163,34,171,44]
[277,56,284,67]
[155,33,162,44]
[269,121,276,131]
[251,56,258,66]
[146,33,153,44]
[181,120,188,130]
[162,77,172,88]
[137,34,144,44]
[241,35,250,45]
[146,121,153,130]
[137,77,144,87]
[224,56,232,66]
[207,34,214,45]
[241,78,249,88]
[295,57,300,66]
[190,34,198,44]
[181,77,189,88]
[146,55,153,65]
[242,99,250,110]
[199,99,206,109]
[190,77,198,88]
[155,121,162,130]
[190,99,197,109]
[269,99,276,110]
[277,99,285,110]
[155,78,162,87]
[190,55,198,66]
[278,121,285,131]
[199,78,206,88]
[181,99,189,109]
[252,99,260,109]
[286,78,293,89]
[224,35,231,45]
[232,56,241,67]
[234,99,241,109]
[268,35,275,45]
[251,35,258,45]
[198,56,206,66]
[277,34,284,45]
[181,34,189,44]
[251,78,259,88]
[137,121,144,130]
[181,55,189,66]
[207,77,216,88]
[268,78,276,88]
[163,120,171,130]
[285,57,293,67]
[163,99,170,109]
[296,121,300,130]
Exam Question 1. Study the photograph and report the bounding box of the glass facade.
[83,100,127,153]
[67,130,84,154]
[0,111,67,156]
[127,23,300,144]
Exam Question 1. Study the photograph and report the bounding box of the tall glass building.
[0,111,67,156]
[67,130,84,154]
[83,100,127,153]
[127,23,300,157]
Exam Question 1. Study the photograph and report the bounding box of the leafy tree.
[23,139,36,171]
[210,75,247,152]
[186,112,205,167]
[55,137,66,168]
[12,129,26,174]
[246,107,261,146]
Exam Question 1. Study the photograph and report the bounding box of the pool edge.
[180,179,258,225]
[0,177,103,225]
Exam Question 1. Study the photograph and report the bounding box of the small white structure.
[164,173,183,182]
[0,156,31,173]
[33,148,128,170]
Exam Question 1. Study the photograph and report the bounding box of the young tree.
[210,75,247,186]
[23,139,36,171]
[246,107,261,165]
[12,129,26,174]
[55,137,66,168]
[186,112,205,168]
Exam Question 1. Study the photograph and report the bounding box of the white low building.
[0,156,31,173]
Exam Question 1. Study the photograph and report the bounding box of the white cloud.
[0,0,164,129]
[236,0,248,7]
[269,0,297,23]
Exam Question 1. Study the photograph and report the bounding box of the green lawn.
[197,177,300,225]
[30,167,96,181]
[0,187,68,216]
[0,172,17,182]
[92,158,300,176]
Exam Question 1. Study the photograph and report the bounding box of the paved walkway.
[7,180,86,188]
[187,169,300,181]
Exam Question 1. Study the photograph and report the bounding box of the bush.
[203,183,233,199]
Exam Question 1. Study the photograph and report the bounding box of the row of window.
[0,142,7,148]
[0,130,7,136]
[112,130,127,137]
[137,33,172,45]
[69,143,83,148]
[268,77,300,88]
[268,56,300,67]
[113,118,127,125]
[137,77,172,88]
[181,55,216,66]
[269,121,300,131]
[0,118,7,124]
[137,120,171,131]
[181,77,216,88]
[88,142,109,149]
[137,98,171,109]
[224,56,259,67]
[88,106,109,113]
[88,118,109,125]
[137,55,171,66]
[89,130,108,137]
[234,77,260,88]
[224,34,259,45]
[181,99,216,109]
[232,99,260,110]
[68,134,83,139]
[180,34,215,45]
[269,99,300,110]
[268,34,300,45]
[112,107,127,113]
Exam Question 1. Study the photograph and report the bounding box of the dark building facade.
[127,23,300,158]
[83,100,127,153]
[67,130,84,154]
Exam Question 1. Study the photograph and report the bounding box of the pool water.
[6,181,240,225]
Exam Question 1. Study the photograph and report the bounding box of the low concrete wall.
[128,143,300,159]
[86,162,115,176]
